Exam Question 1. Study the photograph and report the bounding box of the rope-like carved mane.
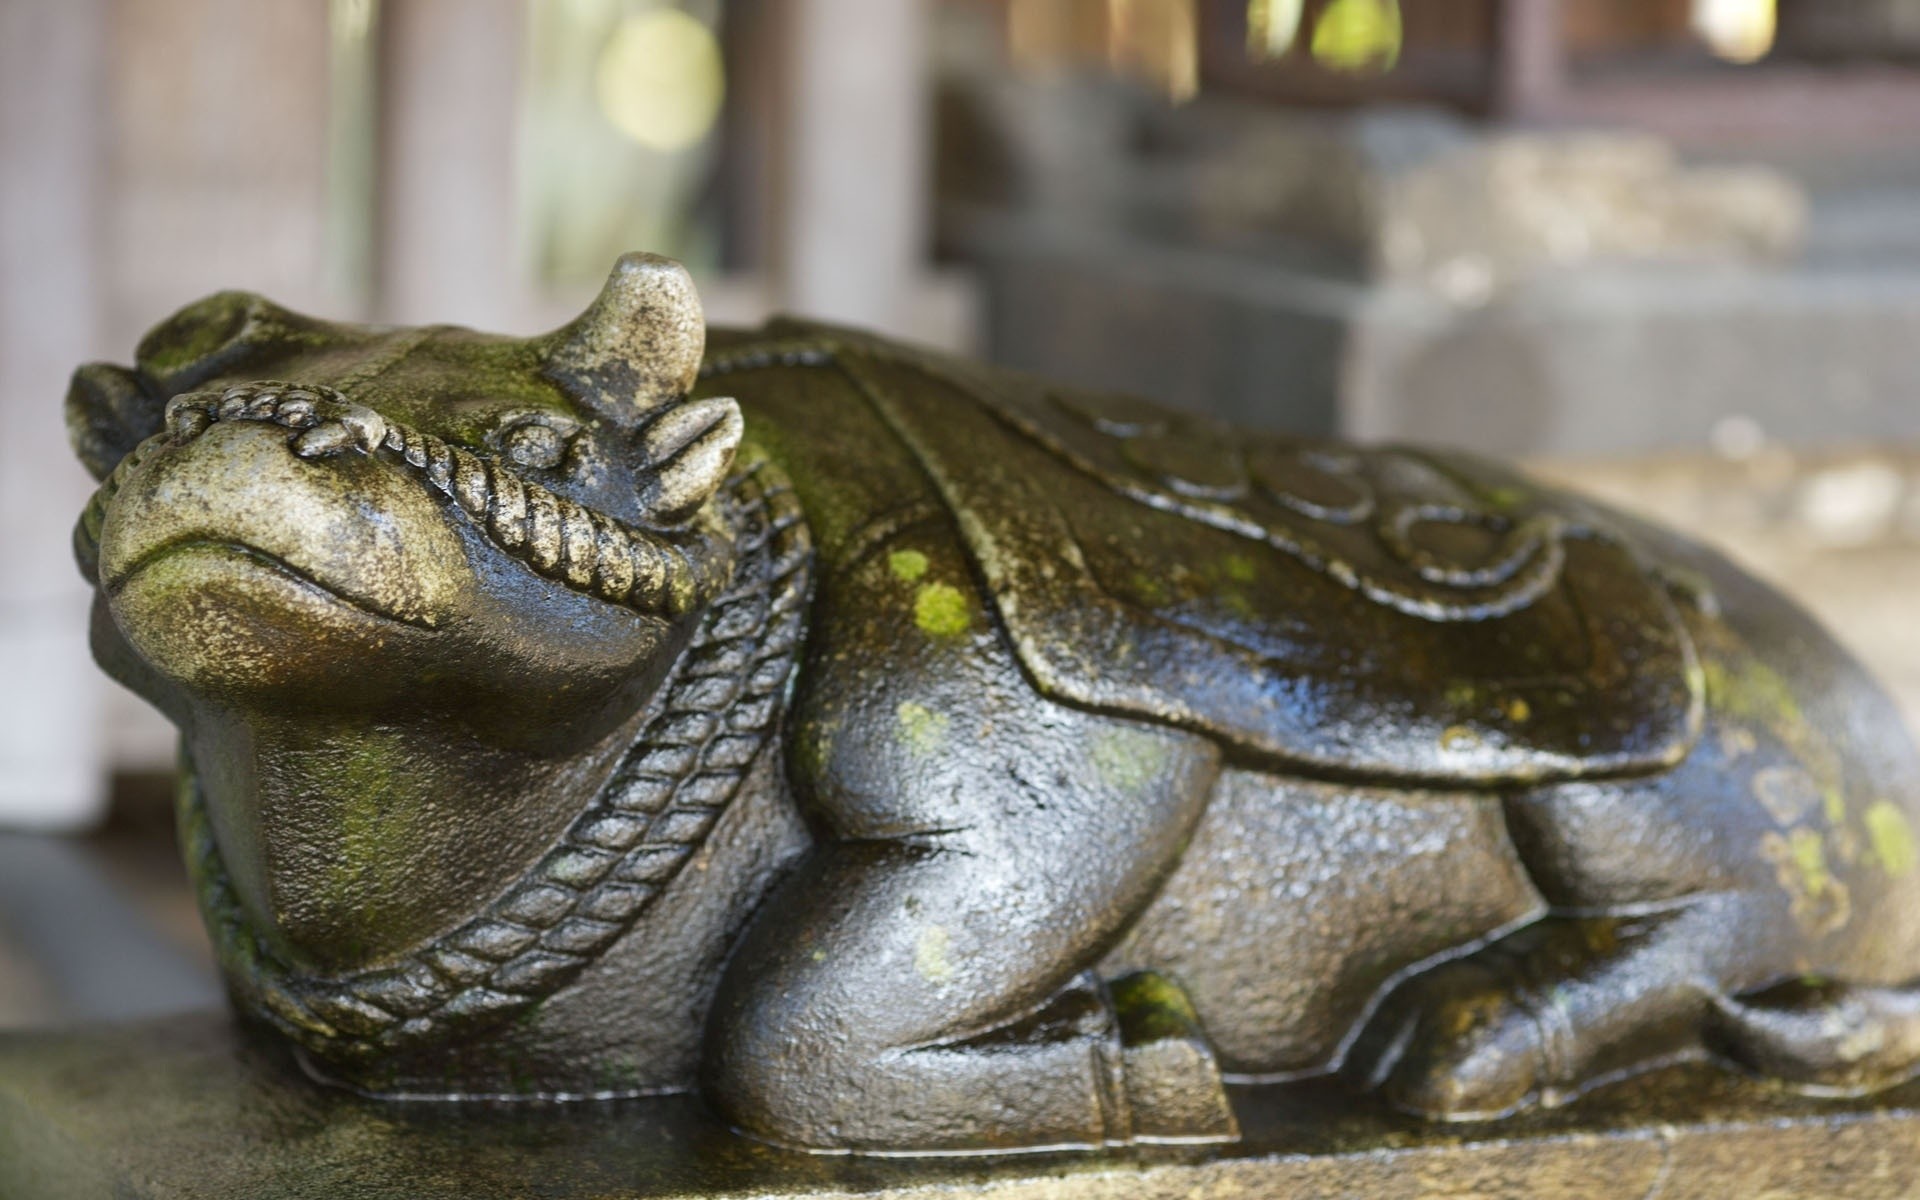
[172,447,811,1064]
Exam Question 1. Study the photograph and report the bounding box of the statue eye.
[497,419,573,471]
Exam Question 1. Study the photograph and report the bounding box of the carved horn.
[539,252,706,426]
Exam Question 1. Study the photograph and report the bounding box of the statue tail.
[1705,976,1920,1094]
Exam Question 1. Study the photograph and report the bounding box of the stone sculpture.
[63,252,1920,1154]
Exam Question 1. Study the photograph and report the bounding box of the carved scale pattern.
[700,336,1573,623]
[177,451,813,1063]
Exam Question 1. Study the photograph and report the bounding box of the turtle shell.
[796,322,1703,786]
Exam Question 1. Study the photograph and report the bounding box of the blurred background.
[3,0,1920,1025]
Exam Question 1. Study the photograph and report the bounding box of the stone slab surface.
[958,208,1920,460]
[4,1012,1920,1198]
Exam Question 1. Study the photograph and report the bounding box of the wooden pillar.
[774,0,931,334]
[1490,0,1566,123]
[0,0,109,827]
[376,0,526,329]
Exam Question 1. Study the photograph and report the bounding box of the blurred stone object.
[0,835,218,1028]
[945,93,1920,459]
[0,925,53,1030]
[1777,0,1920,59]
[1179,108,1807,299]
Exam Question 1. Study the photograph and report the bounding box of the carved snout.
[77,382,736,622]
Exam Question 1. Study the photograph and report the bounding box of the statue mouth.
[105,537,440,629]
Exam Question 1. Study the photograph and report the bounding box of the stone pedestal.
[5,1012,1919,1198]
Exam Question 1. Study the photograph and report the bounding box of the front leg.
[703,520,1232,1152]
[704,831,1234,1151]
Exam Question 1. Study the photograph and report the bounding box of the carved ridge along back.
[703,324,1704,787]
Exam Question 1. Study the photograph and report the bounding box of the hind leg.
[1346,897,1753,1117]
[1343,732,1796,1120]
[1350,731,1920,1116]
[1351,815,1920,1119]
[1348,898,1920,1118]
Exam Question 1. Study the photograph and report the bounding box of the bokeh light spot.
[1247,0,1304,59]
[594,8,725,154]
[1693,0,1776,64]
[1310,0,1402,74]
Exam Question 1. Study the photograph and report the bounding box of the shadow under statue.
[13,252,1920,1192]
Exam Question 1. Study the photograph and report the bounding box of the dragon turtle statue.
[64,253,1920,1153]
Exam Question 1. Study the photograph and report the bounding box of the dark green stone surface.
[4,1011,1918,1199]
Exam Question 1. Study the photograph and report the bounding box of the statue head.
[65,254,745,974]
